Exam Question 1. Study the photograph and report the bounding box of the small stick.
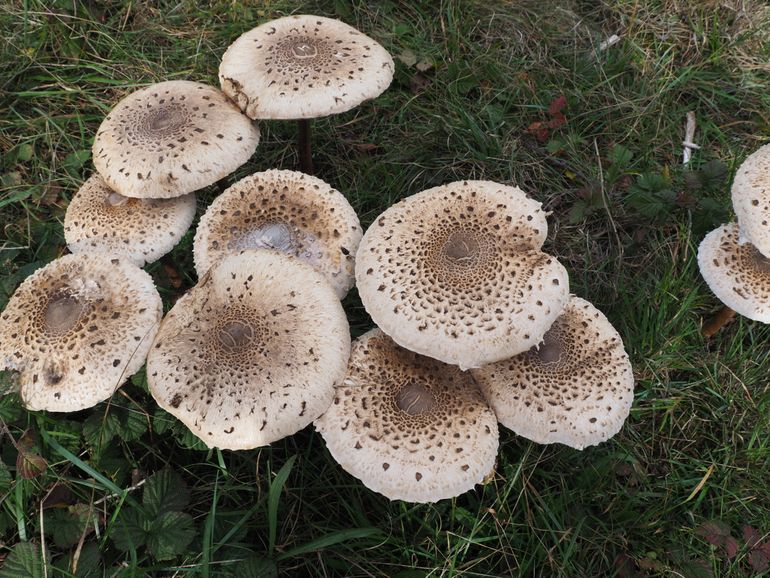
[297,119,314,174]
[683,111,697,165]
[599,34,621,51]
[702,306,736,338]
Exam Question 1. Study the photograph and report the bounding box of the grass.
[1,0,770,576]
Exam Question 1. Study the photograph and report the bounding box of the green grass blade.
[268,454,296,555]
[276,527,383,561]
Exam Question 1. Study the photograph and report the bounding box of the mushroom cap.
[219,15,394,119]
[93,80,260,199]
[697,222,770,322]
[470,296,634,450]
[193,169,361,298]
[355,180,569,369]
[315,329,498,503]
[147,249,350,450]
[0,253,162,412]
[731,143,770,257]
[64,174,196,267]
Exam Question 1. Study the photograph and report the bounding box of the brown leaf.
[742,525,761,549]
[526,121,549,142]
[353,143,379,154]
[702,307,736,338]
[749,549,769,573]
[613,553,638,578]
[409,72,431,94]
[16,430,47,479]
[548,95,567,115]
[41,483,74,509]
[162,262,182,289]
[547,112,567,129]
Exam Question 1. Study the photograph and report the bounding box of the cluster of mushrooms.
[0,15,635,504]
[699,144,770,323]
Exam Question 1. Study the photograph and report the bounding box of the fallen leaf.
[613,553,637,578]
[162,262,182,289]
[526,121,549,142]
[416,57,434,72]
[397,49,417,67]
[409,72,431,94]
[548,95,567,115]
[702,307,736,338]
[353,143,379,154]
[547,112,567,129]
[16,430,47,479]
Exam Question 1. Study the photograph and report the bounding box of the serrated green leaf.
[110,508,148,552]
[0,459,11,493]
[0,541,47,578]
[143,468,190,517]
[44,507,89,549]
[53,540,101,578]
[234,554,278,578]
[83,411,120,451]
[147,511,195,560]
[609,143,633,167]
[120,407,148,442]
[0,391,23,421]
[174,423,208,450]
[151,408,174,435]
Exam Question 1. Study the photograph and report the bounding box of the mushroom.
[193,169,361,297]
[219,15,394,173]
[0,253,162,412]
[355,180,570,369]
[93,80,260,199]
[64,174,196,267]
[470,296,634,450]
[697,222,770,322]
[146,249,350,450]
[314,329,498,503]
[731,143,770,257]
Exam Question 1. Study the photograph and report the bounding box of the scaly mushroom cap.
[219,15,394,119]
[0,254,162,412]
[147,250,350,450]
[355,180,569,369]
[315,329,498,503]
[697,222,770,322]
[193,169,361,297]
[93,80,260,199]
[731,143,770,257]
[471,296,634,450]
[64,174,196,266]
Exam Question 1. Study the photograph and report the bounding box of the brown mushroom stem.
[298,119,314,174]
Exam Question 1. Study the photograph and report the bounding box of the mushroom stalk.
[297,119,314,174]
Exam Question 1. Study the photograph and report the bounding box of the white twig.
[599,34,621,50]
[92,478,146,506]
[683,111,697,165]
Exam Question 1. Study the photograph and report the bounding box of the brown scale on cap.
[219,15,394,119]
[697,222,770,322]
[93,80,259,199]
[315,329,499,503]
[64,174,196,266]
[355,180,569,369]
[731,143,770,258]
[193,169,361,298]
[147,249,350,450]
[471,296,634,450]
[0,253,162,412]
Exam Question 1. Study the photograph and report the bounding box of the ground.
[0,0,769,576]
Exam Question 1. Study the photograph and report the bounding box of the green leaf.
[147,511,195,560]
[0,459,11,493]
[143,468,190,517]
[234,554,278,578]
[174,424,208,450]
[0,541,47,578]
[151,408,174,435]
[277,527,383,561]
[268,455,296,555]
[83,411,119,450]
[44,506,90,549]
[53,540,102,578]
[609,144,633,167]
[110,507,148,552]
